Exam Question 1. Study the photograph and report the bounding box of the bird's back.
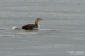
[22,24,37,30]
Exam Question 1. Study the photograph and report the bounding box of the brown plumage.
[22,18,43,30]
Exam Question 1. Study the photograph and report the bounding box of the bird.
[12,18,43,30]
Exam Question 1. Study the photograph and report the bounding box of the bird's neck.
[35,20,38,25]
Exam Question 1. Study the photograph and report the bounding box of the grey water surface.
[0,0,85,56]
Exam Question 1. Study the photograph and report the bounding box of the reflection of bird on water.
[12,18,43,30]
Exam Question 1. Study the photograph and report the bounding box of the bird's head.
[35,18,43,25]
[36,18,43,22]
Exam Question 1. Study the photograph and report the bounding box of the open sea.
[0,0,85,56]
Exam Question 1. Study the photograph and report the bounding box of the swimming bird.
[12,18,43,30]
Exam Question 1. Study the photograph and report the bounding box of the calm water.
[0,0,85,56]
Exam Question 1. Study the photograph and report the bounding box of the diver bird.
[12,18,43,30]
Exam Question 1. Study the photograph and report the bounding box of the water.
[0,0,85,56]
